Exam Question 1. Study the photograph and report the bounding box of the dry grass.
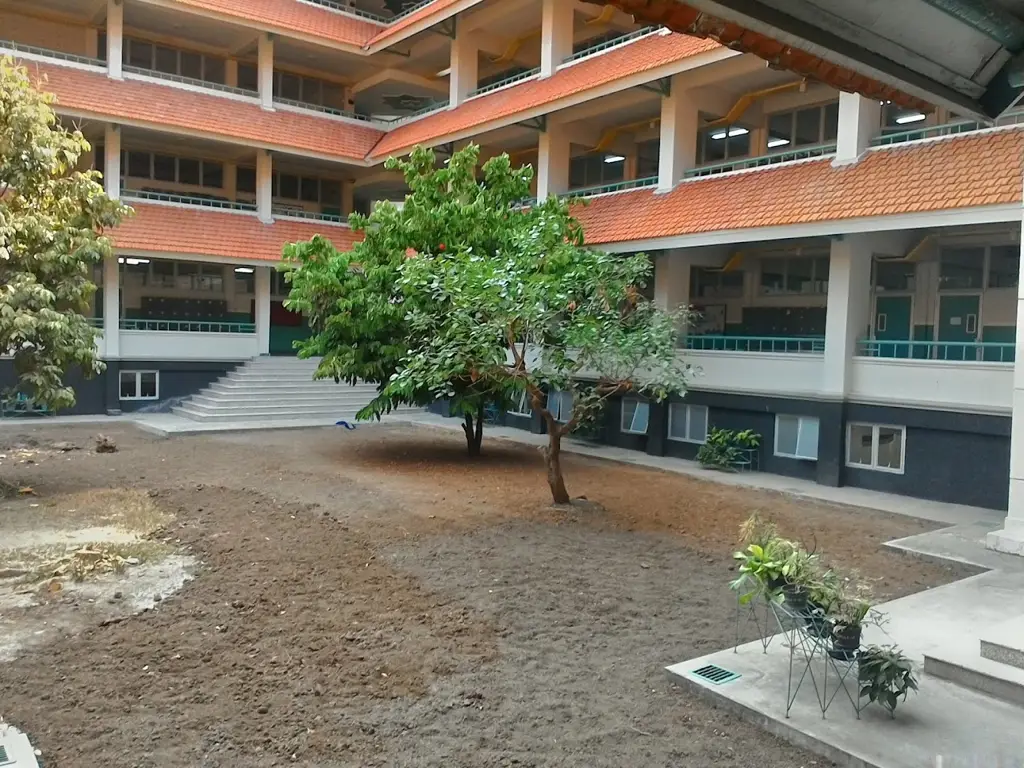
[11,540,176,585]
[34,488,170,534]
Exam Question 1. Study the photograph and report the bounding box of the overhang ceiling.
[585,0,1024,119]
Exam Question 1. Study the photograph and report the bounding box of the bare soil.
[0,423,974,767]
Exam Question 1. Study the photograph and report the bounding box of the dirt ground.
[0,422,974,767]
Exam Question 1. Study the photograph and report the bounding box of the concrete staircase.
[172,356,409,423]
[925,616,1024,707]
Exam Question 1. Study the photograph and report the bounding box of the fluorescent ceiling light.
[124,258,149,265]
[728,127,749,137]
[117,257,125,264]
[603,154,625,163]
[710,131,727,140]
[767,137,790,148]
[895,112,927,124]
[234,267,254,274]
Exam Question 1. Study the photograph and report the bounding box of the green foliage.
[858,645,918,716]
[730,543,788,604]
[738,512,778,548]
[696,427,761,470]
[830,579,876,630]
[0,58,129,409]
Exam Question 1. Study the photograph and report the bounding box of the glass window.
[154,46,178,74]
[794,107,822,146]
[204,56,226,84]
[153,154,176,182]
[767,112,793,151]
[774,415,819,460]
[180,51,203,79]
[139,372,158,399]
[151,259,175,287]
[621,399,650,435]
[667,403,708,443]
[547,390,573,422]
[279,72,302,100]
[300,77,322,105]
[876,426,904,470]
[279,174,300,200]
[939,247,984,290]
[237,167,257,194]
[202,161,224,189]
[238,64,258,92]
[127,151,150,179]
[988,245,1019,288]
[127,39,153,68]
[847,423,905,472]
[786,258,814,294]
[760,257,787,294]
[699,125,750,164]
[874,261,916,292]
[823,101,839,141]
[300,177,320,202]
[508,390,531,417]
[692,267,744,299]
[322,82,345,109]
[321,180,342,207]
[120,370,158,400]
[178,158,201,186]
[759,255,829,295]
[119,370,137,399]
[637,139,659,178]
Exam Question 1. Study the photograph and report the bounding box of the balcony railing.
[0,39,104,67]
[871,109,1024,147]
[684,335,825,353]
[684,143,837,179]
[121,65,255,97]
[562,26,661,64]
[271,206,347,224]
[468,67,541,98]
[381,100,450,124]
[273,96,377,123]
[120,319,256,334]
[122,189,258,212]
[858,339,1015,363]
[88,317,105,328]
[563,176,659,199]
[304,0,437,24]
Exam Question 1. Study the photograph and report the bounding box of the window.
[120,370,159,401]
[202,161,224,189]
[238,63,258,92]
[126,39,153,69]
[508,390,532,417]
[204,57,225,84]
[636,139,659,178]
[237,166,257,194]
[691,267,744,299]
[939,246,984,290]
[278,174,300,200]
[847,423,905,473]
[154,45,178,74]
[122,38,225,84]
[177,158,201,186]
[882,103,931,133]
[300,177,320,203]
[759,256,829,295]
[153,154,176,182]
[698,124,750,164]
[127,151,150,178]
[667,403,708,443]
[621,399,650,435]
[766,102,839,151]
[774,415,819,460]
[873,261,916,292]
[988,244,1019,289]
[321,180,342,208]
[278,72,302,100]
[547,390,573,423]
[569,153,624,189]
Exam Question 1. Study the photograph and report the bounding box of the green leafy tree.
[0,58,129,410]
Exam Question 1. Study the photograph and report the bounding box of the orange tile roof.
[113,203,361,261]
[369,32,720,159]
[24,60,383,162]
[575,130,1024,244]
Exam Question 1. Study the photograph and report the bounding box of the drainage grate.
[0,745,9,765]
[691,664,741,685]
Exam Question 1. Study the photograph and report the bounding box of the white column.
[821,234,872,396]
[536,124,570,201]
[658,79,697,193]
[540,0,575,77]
[255,267,271,356]
[256,150,273,223]
[106,0,123,80]
[449,32,478,107]
[654,250,691,311]
[102,254,120,358]
[988,228,1024,555]
[258,33,274,110]
[834,91,881,166]
[103,124,121,200]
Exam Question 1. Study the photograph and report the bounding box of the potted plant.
[729,541,789,604]
[828,581,874,660]
[739,513,778,548]
[697,428,762,471]
[858,645,918,718]
[804,568,839,636]
[779,547,820,615]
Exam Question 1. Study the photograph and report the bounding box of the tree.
[283,145,536,456]
[0,58,128,410]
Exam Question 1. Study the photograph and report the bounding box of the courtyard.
[0,422,973,767]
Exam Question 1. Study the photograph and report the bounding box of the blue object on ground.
[335,420,357,429]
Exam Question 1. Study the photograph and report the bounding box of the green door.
[873,296,912,358]
[938,295,980,361]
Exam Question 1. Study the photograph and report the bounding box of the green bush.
[696,427,761,470]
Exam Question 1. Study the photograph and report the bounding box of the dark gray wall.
[0,360,106,415]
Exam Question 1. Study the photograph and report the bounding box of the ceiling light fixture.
[767,137,790,148]
[895,112,927,124]
[603,154,625,163]
[234,267,255,274]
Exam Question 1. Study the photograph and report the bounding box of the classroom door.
[937,295,980,361]
[873,296,912,358]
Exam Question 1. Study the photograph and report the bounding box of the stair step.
[190,394,376,408]
[172,405,416,422]
[980,617,1024,672]
[925,652,1024,708]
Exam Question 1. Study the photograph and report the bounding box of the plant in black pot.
[828,581,875,661]
[858,644,918,718]
[804,568,839,637]
[779,547,820,616]
[729,539,790,605]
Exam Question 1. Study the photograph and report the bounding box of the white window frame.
[508,390,532,417]
[758,254,831,296]
[846,422,906,474]
[547,390,573,423]
[620,398,650,435]
[667,403,708,444]
[774,414,819,460]
[119,370,159,401]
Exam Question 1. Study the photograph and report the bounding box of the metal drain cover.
[691,664,741,685]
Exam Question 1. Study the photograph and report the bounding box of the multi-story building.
[2,0,1024,551]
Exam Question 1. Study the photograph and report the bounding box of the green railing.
[562,26,660,63]
[872,109,1024,147]
[382,100,449,124]
[305,0,436,24]
[88,317,105,328]
[120,319,256,334]
[684,143,837,179]
[564,176,659,199]
[0,39,104,67]
[122,189,257,212]
[121,65,254,97]
[271,206,348,224]
[685,335,826,353]
[468,67,541,98]
[274,96,377,123]
[858,339,1015,363]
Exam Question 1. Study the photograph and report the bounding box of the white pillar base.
[987,525,1024,556]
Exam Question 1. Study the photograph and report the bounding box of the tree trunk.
[543,418,571,504]
[462,406,484,457]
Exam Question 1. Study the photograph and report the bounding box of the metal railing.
[120,319,256,334]
[88,317,105,328]
[121,65,255,97]
[381,99,449,124]
[0,39,104,67]
[684,143,837,179]
[468,67,541,98]
[858,339,1015,363]
[122,189,258,212]
[872,109,1024,147]
[684,335,826,354]
[273,96,377,123]
[564,176,658,199]
[271,206,347,224]
[302,0,440,25]
[562,26,660,64]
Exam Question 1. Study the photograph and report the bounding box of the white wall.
[686,350,825,397]
[120,330,258,360]
[849,357,1012,413]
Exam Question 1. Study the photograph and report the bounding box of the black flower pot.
[829,624,861,661]
[766,574,786,591]
[782,583,809,615]
[803,599,830,637]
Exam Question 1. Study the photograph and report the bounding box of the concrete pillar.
[540,0,575,77]
[85,28,99,59]
[225,59,239,88]
[536,125,570,201]
[341,179,355,216]
[623,152,638,182]
[103,124,121,199]
[102,254,120,359]
[448,33,478,106]
[255,267,272,356]
[653,250,691,315]
[258,33,274,110]
[223,162,237,202]
[106,0,123,80]
[834,91,881,166]
[658,78,698,192]
[256,150,273,223]
[822,234,872,396]
[988,228,1024,555]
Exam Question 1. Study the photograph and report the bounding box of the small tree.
[0,58,128,410]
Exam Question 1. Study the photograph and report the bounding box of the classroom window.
[177,158,201,186]
[238,63,258,92]
[698,124,750,164]
[691,267,744,299]
[547,390,573,423]
[569,153,625,188]
[873,261,917,292]
[237,167,257,194]
[120,370,159,401]
[988,245,1019,289]
[939,247,985,290]
[508,390,532,417]
[759,256,829,295]
[774,415,819,460]
[278,174,300,200]
[621,399,650,435]
[126,151,150,178]
[847,423,905,473]
[766,102,839,151]
[202,162,224,189]
[667,403,708,443]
